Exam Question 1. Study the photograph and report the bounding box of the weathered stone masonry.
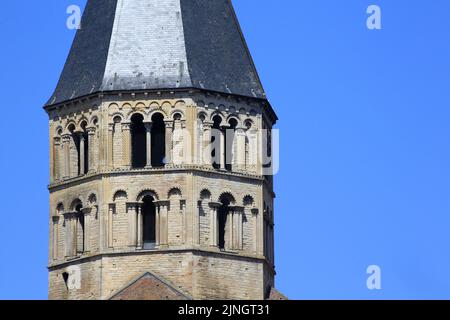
[45,0,281,300]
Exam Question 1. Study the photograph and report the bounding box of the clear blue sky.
[1,0,450,300]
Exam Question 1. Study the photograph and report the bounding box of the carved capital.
[154,200,170,208]
[235,126,247,133]
[203,121,214,129]
[86,126,96,134]
[230,206,245,213]
[126,202,140,211]
[208,202,222,209]
[121,122,131,131]
[164,120,174,128]
[63,212,77,220]
[61,134,71,142]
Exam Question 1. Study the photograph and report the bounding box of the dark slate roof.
[46,0,266,106]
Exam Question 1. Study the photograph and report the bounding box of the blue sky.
[1,0,450,300]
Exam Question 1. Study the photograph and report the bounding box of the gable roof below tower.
[109,272,192,300]
[266,287,289,300]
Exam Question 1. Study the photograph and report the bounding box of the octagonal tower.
[46,0,281,300]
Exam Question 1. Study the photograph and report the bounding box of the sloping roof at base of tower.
[109,271,288,300]
[266,287,289,300]
[109,272,192,300]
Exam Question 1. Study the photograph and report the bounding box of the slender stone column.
[53,137,61,181]
[87,126,96,173]
[108,204,115,248]
[203,121,213,167]
[232,206,244,250]
[137,204,143,249]
[121,122,132,168]
[209,202,221,247]
[196,120,203,166]
[248,129,258,173]
[156,200,170,246]
[161,201,169,245]
[62,134,71,179]
[144,122,153,168]
[164,120,174,166]
[127,203,137,248]
[81,207,91,253]
[154,204,160,247]
[71,213,78,256]
[251,208,259,254]
[172,120,184,165]
[181,120,190,164]
[228,208,234,251]
[220,127,226,170]
[78,132,86,175]
[52,216,60,260]
[236,127,246,171]
[108,124,114,169]
[64,213,72,257]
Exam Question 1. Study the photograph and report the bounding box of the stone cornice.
[47,247,276,276]
[48,165,265,191]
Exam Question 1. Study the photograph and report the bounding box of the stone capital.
[164,120,174,128]
[230,206,245,213]
[203,121,214,129]
[154,200,170,208]
[126,202,140,209]
[61,134,72,142]
[208,202,222,209]
[81,207,92,215]
[121,122,131,130]
[86,126,96,134]
[63,212,77,220]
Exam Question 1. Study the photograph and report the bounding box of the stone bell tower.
[46,0,283,300]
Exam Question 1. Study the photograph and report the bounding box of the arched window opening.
[225,118,238,171]
[68,124,79,177]
[131,114,146,168]
[151,113,166,167]
[173,113,182,121]
[218,199,230,250]
[218,193,235,250]
[212,115,222,170]
[142,195,156,249]
[75,204,85,253]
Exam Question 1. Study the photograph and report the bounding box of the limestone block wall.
[46,91,277,300]
[49,251,271,300]
[48,257,102,300]
[191,252,266,300]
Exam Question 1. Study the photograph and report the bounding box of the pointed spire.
[47,0,266,106]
